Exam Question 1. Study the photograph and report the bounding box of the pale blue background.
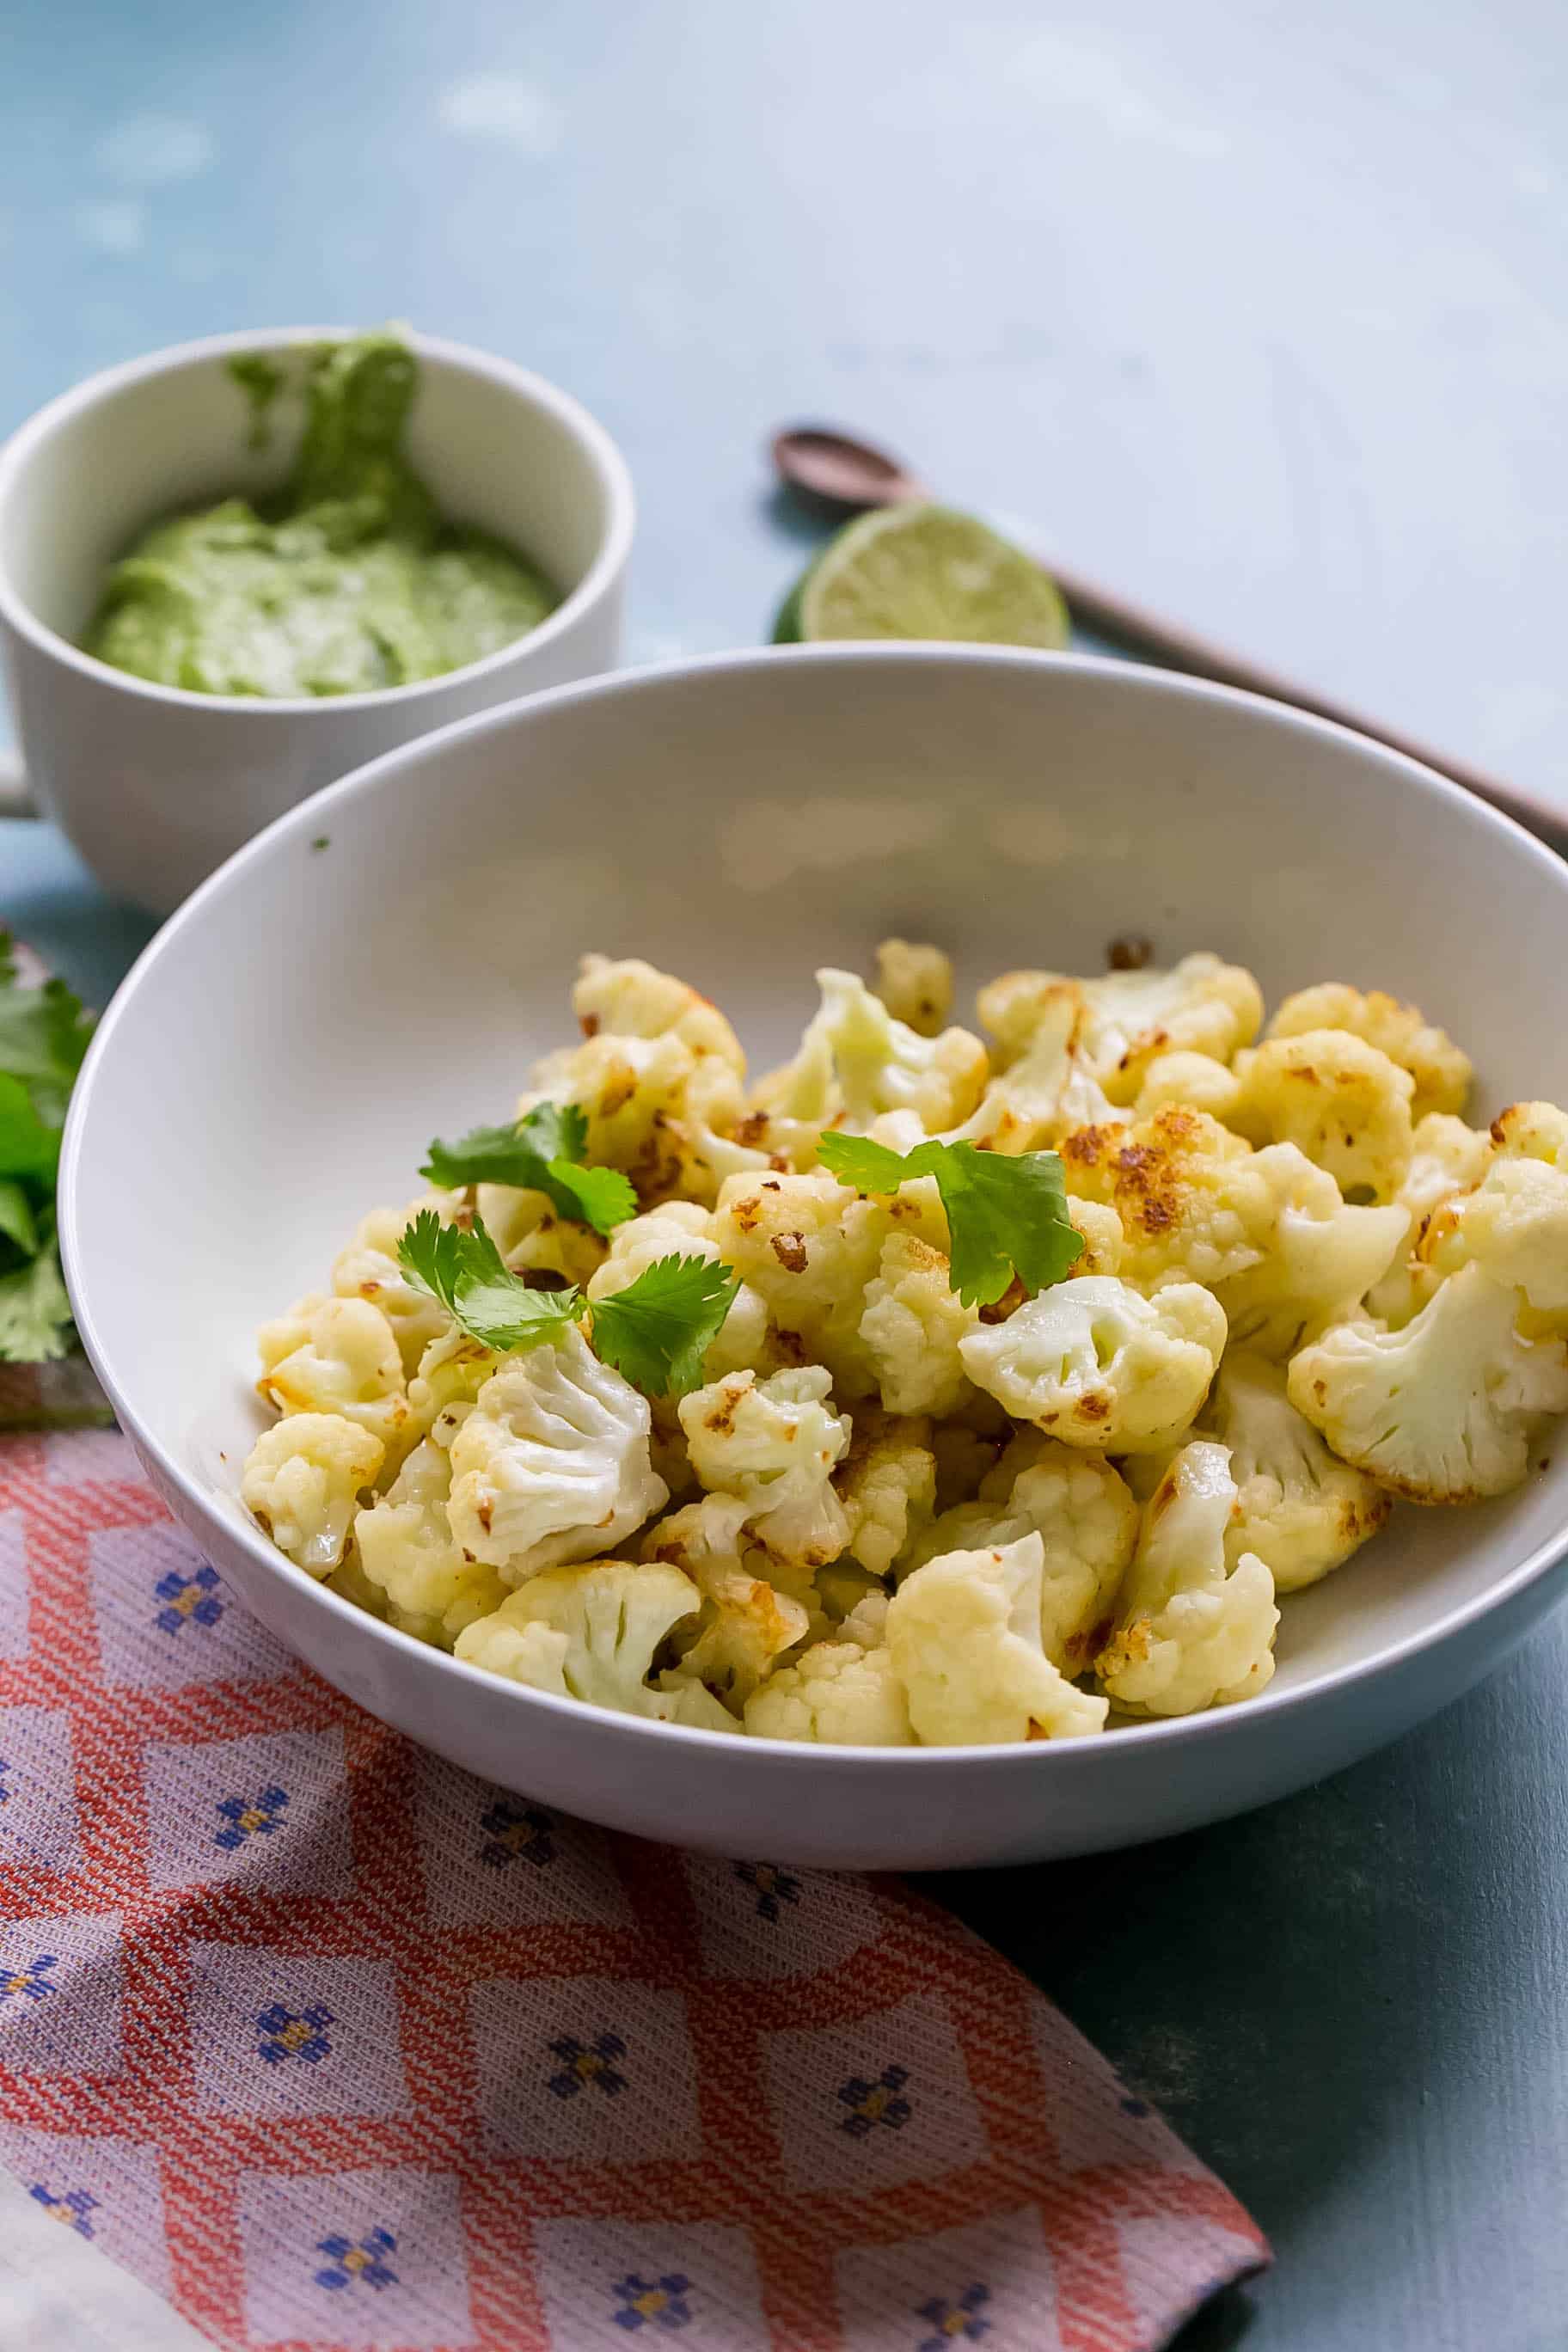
[4,4,1568,2346]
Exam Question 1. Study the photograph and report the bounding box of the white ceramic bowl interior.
[60,647,1568,1868]
[0,327,634,913]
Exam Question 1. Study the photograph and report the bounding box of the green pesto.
[85,333,559,699]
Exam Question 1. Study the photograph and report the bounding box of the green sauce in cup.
[85,331,559,697]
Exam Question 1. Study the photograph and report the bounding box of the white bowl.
[0,327,634,916]
[58,646,1568,1869]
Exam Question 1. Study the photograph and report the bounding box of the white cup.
[0,328,634,915]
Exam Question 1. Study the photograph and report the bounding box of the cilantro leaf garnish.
[0,1074,62,1191]
[397,1210,584,1350]
[0,1179,38,1258]
[817,1130,1083,1307]
[420,1101,636,1236]
[396,1210,736,1394]
[589,1255,740,1397]
[0,1241,74,1364]
[0,935,95,1366]
[0,976,94,1127]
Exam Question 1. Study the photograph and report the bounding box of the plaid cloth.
[0,1425,1267,2350]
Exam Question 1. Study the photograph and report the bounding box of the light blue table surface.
[4,4,1568,2347]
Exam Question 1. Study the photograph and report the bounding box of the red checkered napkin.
[0,1428,1266,2351]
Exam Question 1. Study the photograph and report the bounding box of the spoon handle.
[1043,558,1562,848]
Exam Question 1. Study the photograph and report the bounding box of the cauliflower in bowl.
[238,944,1568,1746]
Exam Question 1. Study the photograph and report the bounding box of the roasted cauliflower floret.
[1364,1112,1492,1326]
[405,1327,502,1453]
[975,971,1085,1069]
[1199,1349,1390,1589]
[1419,1154,1568,1326]
[257,1294,412,1454]
[744,1640,914,1743]
[710,1169,911,1396]
[759,967,988,1134]
[678,1572,812,1713]
[980,952,1262,1103]
[1288,1262,1568,1503]
[484,1189,608,1289]
[899,1430,1137,1672]
[1096,1441,1278,1715]
[1417,1103,1568,1328]
[1066,1198,1124,1278]
[1134,1050,1243,1124]
[978,1430,1136,1663]
[446,1324,669,1576]
[1488,1100,1568,1166]
[585,1198,712,1279]
[1266,982,1472,1121]
[242,1412,384,1573]
[833,1406,936,1578]
[1213,1155,1406,1357]
[950,987,1118,1154]
[640,1491,812,1707]
[836,1584,892,1647]
[1063,1109,1406,1356]
[573,952,746,1075]
[526,1029,730,1206]
[455,1556,715,1723]
[1059,1106,1261,1289]
[354,1436,508,1641]
[886,1533,1109,1745]
[858,1229,978,1415]
[532,953,756,1209]
[1062,1106,1406,1328]
[331,1203,453,1374]
[873,938,954,1038]
[678,1365,851,1571]
[1232,1029,1415,1203]
[959,1274,1226,1451]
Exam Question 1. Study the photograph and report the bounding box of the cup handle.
[0,749,37,819]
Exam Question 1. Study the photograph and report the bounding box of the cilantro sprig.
[0,935,96,1364]
[397,1209,738,1395]
[817,1132,1083,1307]
[420,1101,636,1238]
[396,1210,585,1349]
[588,1253,740,1397]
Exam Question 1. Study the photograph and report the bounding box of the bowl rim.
[0,323,635,717]
[58,640,1568,1765]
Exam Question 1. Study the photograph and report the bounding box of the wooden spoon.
[771,424,1560,847]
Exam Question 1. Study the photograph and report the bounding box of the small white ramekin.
[0,327,634,914]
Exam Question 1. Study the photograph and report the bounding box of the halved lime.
[772,503,1069,648]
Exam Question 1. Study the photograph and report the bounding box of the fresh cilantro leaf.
[420,1102,636,1236]
[0,943,94,1367]
[818,1130,1084,1307]
[589,1254,740,1397]
[0,1179,38,1259]
[397,1209,585,1351]
[0,1246,73,1363]
[518,1100,588,1165]
[544,1158,640,1234]
[0,1073,61,1191]
[397,1212,737,1395]
[424,1101,585,1186]
[0,936,95,1128]
[814,1133,911,1194]
[920,1142,1085,1305]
